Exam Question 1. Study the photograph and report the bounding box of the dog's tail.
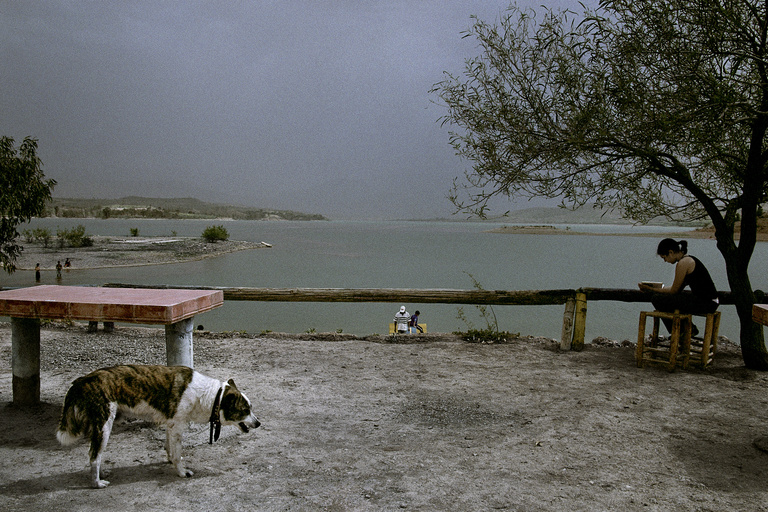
[56,388,91,446]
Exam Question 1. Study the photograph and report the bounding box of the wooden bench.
[753,304,768,327]
[0,285,223,405]
[388,323,427,335]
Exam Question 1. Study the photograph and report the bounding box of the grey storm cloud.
[2,0,586,219]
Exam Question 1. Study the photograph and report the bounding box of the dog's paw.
[92,479,110,489]
[176,468,194,478]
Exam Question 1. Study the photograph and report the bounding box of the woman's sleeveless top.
[683,256,718,300]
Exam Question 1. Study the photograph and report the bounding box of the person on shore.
[56,260,63,279]
[394,306,410,334]
[638,238,719,337]
[409,310,423,333]
[35,263,40,282]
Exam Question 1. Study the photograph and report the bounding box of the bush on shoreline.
[202,225,229,243]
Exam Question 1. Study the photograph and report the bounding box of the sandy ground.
[1,322,768,511]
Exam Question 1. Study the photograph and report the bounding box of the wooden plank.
[388,323,427,334]
[560,297,575,351]
[105,284,577,305]
[571,292,587,351]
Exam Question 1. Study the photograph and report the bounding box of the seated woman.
[638,238,719,338]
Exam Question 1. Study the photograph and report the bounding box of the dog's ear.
[227,378,238,390]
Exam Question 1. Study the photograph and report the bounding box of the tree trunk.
[725,257,768,370]
[739,308,767,370]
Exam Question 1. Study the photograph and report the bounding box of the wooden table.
[0,285,223,405]
[752,304,768,453]
[753,304,768,326]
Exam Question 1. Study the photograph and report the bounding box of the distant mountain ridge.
[45,196,327,221]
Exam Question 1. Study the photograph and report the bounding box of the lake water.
[3,218,767,343]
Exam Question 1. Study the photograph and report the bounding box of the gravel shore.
[15,236,265,271]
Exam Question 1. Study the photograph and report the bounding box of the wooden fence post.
[571,292,588,351]
[560,297,576,351]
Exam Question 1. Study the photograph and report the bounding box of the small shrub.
[23,227,53,247]
[454,328,519,344]
[202,225,229,243]
[57,225,93,248]
[456,272,500,332]
[130,228,139,237]
[454,272,518,343]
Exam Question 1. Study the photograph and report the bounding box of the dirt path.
[1,323,768,511]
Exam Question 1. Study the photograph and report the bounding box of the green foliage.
[432,1,761,224]
[56,225,93,248]
[129,228,139,237]
[454,328,518,344]
[22,227,53,248]
[202,225,229,243]
[455,272,499,331]
[432,1,768,367]
[0,137,56,273]
[453,272,518,343]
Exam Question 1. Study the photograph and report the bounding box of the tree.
[202,225,229,243]
[432,0,768,369]
[0,137,56,273]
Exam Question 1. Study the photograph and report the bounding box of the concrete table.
[0,285,223,405]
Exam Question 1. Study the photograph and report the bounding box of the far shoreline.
[485,224,768,241]
[15,236,265,271]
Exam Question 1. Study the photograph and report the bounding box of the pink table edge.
[0,285,223,324]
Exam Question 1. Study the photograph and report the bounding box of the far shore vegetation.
[43,196,327,221]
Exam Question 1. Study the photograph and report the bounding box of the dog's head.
[220,379,260,433]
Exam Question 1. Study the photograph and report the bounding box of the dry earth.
[1,323,768,511]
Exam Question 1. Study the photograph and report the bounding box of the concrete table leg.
[11,317,41,406]
[165,317,194,368]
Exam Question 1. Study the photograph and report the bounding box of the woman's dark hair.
[657,238,688,256]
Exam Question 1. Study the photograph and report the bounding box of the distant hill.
[44,197,328,221]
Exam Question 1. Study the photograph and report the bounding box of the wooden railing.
[104,284,737,351]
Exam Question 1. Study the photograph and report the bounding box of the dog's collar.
[209,386,224,444]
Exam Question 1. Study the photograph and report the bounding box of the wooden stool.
[636,310,721,370]
[685,311,721,369]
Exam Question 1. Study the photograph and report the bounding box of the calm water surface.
[4,218,767,343]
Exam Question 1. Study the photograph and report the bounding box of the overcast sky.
[3,1,589,220]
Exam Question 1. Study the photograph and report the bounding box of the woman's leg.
[652,294,717,335]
